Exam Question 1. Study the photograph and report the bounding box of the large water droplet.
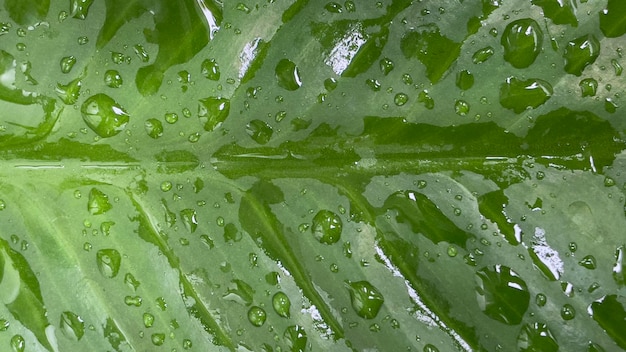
[201,58,220,81]
[143,313,154,328]
[104,70,123,88]
[311,210,342,244]
[60,56,77,74]
[499,76,553,113]
[198,97,230,131]
[70,0,95,19]
[272,291,291,318]
[475,265,530,325]
[275,59,302,91]
[144,118,163,139]
[531,0,577,27]
[96,249,121,278]
[284,325,307,352]
[456,70,474,90]
[88,188,111,215]
[501,18,543,68]
[60,311,85,341]
[247,306,267,327]
[346,280,384,319]
[10,335,25,352]
[81,94,130,138]
[563,34,600,76]
[579,78,598,97]
[599,0,626,38]
[517,322,558,352]
[588,295,626,349]
[246,119,273,144]
[180,209,198,233]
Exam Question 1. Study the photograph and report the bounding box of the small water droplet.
[325,2,343,13]
[124,295,143,307]
[560,304,575,320]
[201,58,220,81]
[247,306,267,327]
[180,209,198,233]
[379,57,394,75]
[60,311,85,341]
[246,119,273,144]
[272,291,291,318]
[365,78,381,91]
[418,90,434,109]
[346,280,384,319]
[81,94,130,138]
[563,34,601,76]
[605,98,618,113]
[394,93,408,106]
[424,344,440,352]
[578,255,597,269]
[454,100,470,116]
[133,44,149,62]
[151,333,165,346]
[472,46,495,64]
[10,335,25,352]
[456,70,474,90]
[88,188,111,215]
[70,0,95,19]
[579,78,598,97]
[0,319,9,331]
[311,210,342,244]
[536,293,547,306]
[96,249,121,278]
[104,70,123,88]
[198,97,230,131]
[60,56,77,74]
[275,59,302,91]
[344,0,356,12]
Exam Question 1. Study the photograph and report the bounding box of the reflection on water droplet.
[501,19,543,68]
[325,2,342,13]
[613,245,626,286]
[579,78,597,97]
[180,209,198,233]
[201,58,220,81]
[151,333,165,346]
[418,90,434,109]
[578,255,597,269]
[60,311,85,341]
[247,306,267,327]
[563,35,600,76]
[96,249,121,278]
[536,293,547,306]
[70,0,95,19]
[272,291,291,318]
[133,44,149,63]
[475,265,530,324]
[517,322,558,352]
[599,0,626,38]
[124,295,142,307]
[589,295,626,349]
[424,344,439,352]
[379,57,394,75]
[346,280,384,319]
[472,46,494,64]
[499,76,552,113]
[394,93,408,106]
[144,118,163,139]
[246,119,273,144]
[275,59,302,91]
[60,56,76,74]
[311,210,342,244]
[560,304,575,320]
[81,94,129,138]
[454,100,470,116]
[143,313,154,328]
[88,188,111,215]
[284,325,307,352]
[456,70,474,90]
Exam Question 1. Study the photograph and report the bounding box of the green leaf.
[1,0,626,351]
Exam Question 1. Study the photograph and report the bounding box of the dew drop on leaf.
[535,293,547,307]
[80,94,129,138]
[96,249,121,278]
[70,0,94,19]
[0,319,9,331]
[60,311,85,341]
[578,255,597,269]
[475,265,530,325]
[223,223,242,243]
[246,119,273,144]
[133,44,149,62]
[88,188,111,215]
[346,280,384,319]
[579,78,597,97]
[472,46,494,64]
[284,325,307,352]
[247,306,267,327]
[143,313,154,328]
[10,334,25,352]
[599,0,626,38]
[517,322,559,352]
[104,70,123,88]
[499,76,553,113]
[60,56,76,74]
[394,93,408,106]
[454,100,470,116]
[456,70,474,90]
[418,90,434,109]
[423,344,439,352]
[379,57,394,75]
[272,291,291,318]
[563,34,600,76]
[560,304,575,320]
[588,295,626,349]
[180,208,198,233]
[501,18,543,68]
[311,209,342,244]
[201,58,220,81]
[151,333,165,346]
[198,96,230,131]
[275,59,302,91]
[613,245,626,286]
[144,118,163,139]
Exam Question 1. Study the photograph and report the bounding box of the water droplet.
[560,304,575,320]
[124,273,140,290]
[579,78,597,97]
[77,36,88,45]
[70,0,95,19]
[180,209,198,233]
[275,59,302,91]
[133,44,149,62]
[456,70,474,90]
[272,291,291,318]
[284,325,307,352]
[418,90,435,109]
[517,322,558,352]
[499,76,553,113]
[447,245,458,257]
[183,339,193,349]
[143,313,155,327]
[563,34,601,76]
[81,94,130,138]
[246,119,273,144]
[365,78,381,91]
[472,46,495,64]
[605,98,618,113]
[613,245,626,286]
[223,223,241,243]
[578,255,596,269]
[56,76,83,105]
[324,77,338,91]
[144,118,163,139]
[501,18,543,68]
[198,97,230,131]
[104,70,123,88]
[96,249,121,278]
[536,293,547,306]
[10,335,25,352]
[111,52,125,64]
[0,199,6,210]
[60,56,77,74]
[151,333,165,346]
[379,57,394,75]
[589,295,626,349]
[247,306,267,327]
[160,181,172,192]
[454,100,470,116]
[88,188,111,215]
[325,2,342,13]
[60,311,85,341]
[394,93,408,106]
[345,0,356,12]
[475,265,530,324]
[201,58,220,81]
[346,280,384,319]
[311,210,342,244]
[599,0,626,38]
[424,344,439,352]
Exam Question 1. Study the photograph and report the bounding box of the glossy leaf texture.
[0,0,625,351]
